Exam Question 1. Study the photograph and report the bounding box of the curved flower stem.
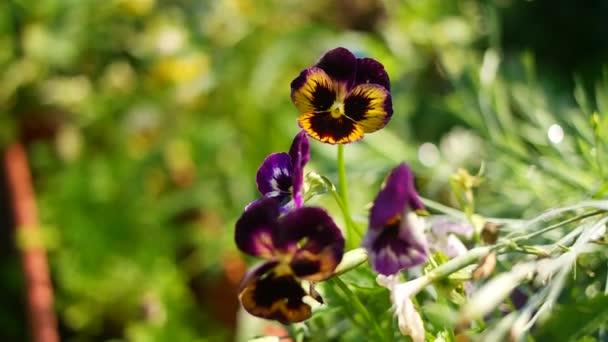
[426,246,493,282]
[331,277,388,341]
[420,196,468,221]
[337,144,359,249]
[509,209,605,242]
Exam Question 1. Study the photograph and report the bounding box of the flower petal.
[315,47,357,86]
[277,207,345,281]
[429,216,474,238]
[369,163,424,231]
[239,269,311,324]
[355,57,391,90]
[288,131,310,208]
[291,67,342,115]
[363,212,428,275]
[298,111,365,144]
[256,152,293,199]
[235,198,280,258]
[344,83,393,133]
[239,260,280,291]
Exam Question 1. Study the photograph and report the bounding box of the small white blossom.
[377,275,428,342]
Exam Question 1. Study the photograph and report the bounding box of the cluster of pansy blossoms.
[234,47,472,339]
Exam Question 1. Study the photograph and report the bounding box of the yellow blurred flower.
[151,53,210,84]
[118,0,156,16]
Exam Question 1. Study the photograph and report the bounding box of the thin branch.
[4,143,59,342]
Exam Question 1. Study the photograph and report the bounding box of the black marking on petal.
[306,113,361,144]
[240,272,311,323]
[310,82,335,111]
[273,171,293,193]
[371,218,401,252]
[344,93,371,122]
[290,258,321,278]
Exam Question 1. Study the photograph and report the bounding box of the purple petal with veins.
[369,163,424,231]
[363,212,428,275]
[235,198,281,258]
[288,131,310,208]
[276,207,345,281]
[255,152,293,207]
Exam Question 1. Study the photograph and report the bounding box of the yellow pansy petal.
[239,272,311,324]
[298,112,364,144]
[344,83,393,133]
[291,67,345,114]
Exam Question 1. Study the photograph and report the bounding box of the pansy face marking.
[362,163,429,275]
[251,131,310,212]
[235,198,345,323]
[291,47,393,144]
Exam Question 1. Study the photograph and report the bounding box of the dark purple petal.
[382,91,393,126]
[362,213,428,275]
[369,163,424,230]
[288,131,310,208]
[256,152,293,206]
[355,57,391,90]
[239,268,311,323]
[277,207,345,281]
[315,47,357,86]
[235,198,280,258]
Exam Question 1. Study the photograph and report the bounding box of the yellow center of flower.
[329,101,345,119]
[386,214,402,227]
[273,261,293,277]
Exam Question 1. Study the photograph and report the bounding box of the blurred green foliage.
[1,0,608,341]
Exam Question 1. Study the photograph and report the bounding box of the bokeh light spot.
[547,124,564,144]
[418,142,440,167]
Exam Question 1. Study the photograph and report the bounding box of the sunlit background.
[1,0,608,340]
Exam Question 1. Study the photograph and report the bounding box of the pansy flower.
[290,47,393,144]
[250,131,310,212]
[235,198,345,323]
[362,163,428,275]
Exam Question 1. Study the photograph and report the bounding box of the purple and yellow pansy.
[251,131,310,212]
[290,47,393,144]
[362,163,429,275]
[235,198,345,323]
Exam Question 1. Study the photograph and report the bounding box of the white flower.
[427,216,472,258]
[377,274,429,342]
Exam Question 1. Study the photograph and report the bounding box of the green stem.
[337,145,349,208]
[420,196,468,220]
[329,188,363,238]
[509,210,605,243]
[334,211,605,283]
[332,277,388,341]
[426,246,493,282]
[337,144,359,249]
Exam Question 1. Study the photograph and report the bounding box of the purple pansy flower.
[290,47,393,144]
[235,198,345,323]
[362,163,429,275]
[251,131,310,212]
